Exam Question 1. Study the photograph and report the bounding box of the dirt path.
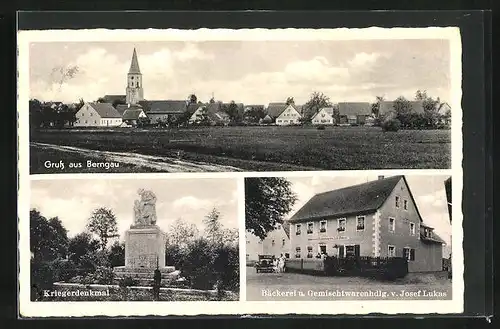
[31,142,242,172]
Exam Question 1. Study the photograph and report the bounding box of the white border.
[18,27,463,317]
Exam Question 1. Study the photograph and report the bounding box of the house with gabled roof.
[338,102,373,125]
[139,100,188,124]
[74,102,123,127]
[311,107,336,125]
[378,100,425,118]
[122,107,148,126]
[246,222,292,264]
[275,104,302,126]
[189,102,231,126]
[288,175,445,273]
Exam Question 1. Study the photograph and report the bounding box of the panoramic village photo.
[245,175,453,301]
[29,177,239,301]
[28,37,454,174]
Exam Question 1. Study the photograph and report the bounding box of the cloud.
[348,52,385,68]
[172,196,214,211]
[173,43,215,62]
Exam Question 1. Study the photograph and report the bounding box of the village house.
[311,107,336,125]
[122,107,148,126]
[268,103,302,125]
[246,223,291,264]
[288,175,445,273]
[378,100,425,118]
[189,102,231,126]
[139,100,190,124]
[338,102,373,125]
[74,102,123,127]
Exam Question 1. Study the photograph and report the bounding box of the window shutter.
[354,245,360,257]
[339,245,345,258]
[410,249,415,261]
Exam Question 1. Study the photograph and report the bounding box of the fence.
[286,256,408,280]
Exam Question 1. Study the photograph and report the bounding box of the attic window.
[395,196,400,208]
[282,239,286,246]
[403,199,408,210]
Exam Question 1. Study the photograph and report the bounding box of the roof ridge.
[312,175,403,198]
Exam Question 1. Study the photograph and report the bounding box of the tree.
[30,210,69,261]
[96,97,106,103]
[415,89,441,127]
[393,96,413,127]
[223,101,241,123]
[245,177,297,240]
[86,207,119,250]
[371,95,385,117]
[203,208,223,244]
[68,232,100,266]
[301,92,333,123]
[108,241,125,267]
[112,98,126,108]
[188,94,198,104]
[166,218,199,248]
[286,97,295,105]
[244,106,266,123]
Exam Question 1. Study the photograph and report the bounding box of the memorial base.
[113,266,180,286]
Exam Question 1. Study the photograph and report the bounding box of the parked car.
[255,255,275,273]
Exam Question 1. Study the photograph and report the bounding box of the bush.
[381,118,401,132]
[118,276,139,288]
[316,125,326,130]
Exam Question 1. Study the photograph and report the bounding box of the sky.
[284,174,452,257]
[30,178,238,241]
[29,39,451,105]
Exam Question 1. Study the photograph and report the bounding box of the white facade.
[74,103,122,127]
[312,108,335,125]
[275,105,302,125]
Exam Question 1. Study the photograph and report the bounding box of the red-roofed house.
[289,175,445,273]
[74,102,123,127]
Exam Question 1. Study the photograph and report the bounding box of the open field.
[30,126,451,173]
[246,267,452,301]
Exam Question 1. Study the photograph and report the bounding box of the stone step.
[113,266,176,274]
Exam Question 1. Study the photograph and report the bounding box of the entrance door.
[320,245,327,254]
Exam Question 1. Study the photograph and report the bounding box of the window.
[90,112,93,116]
[356,216,365,231]
[403,199,408,210]
[388,245,396,257]
[345,245,356,257]
[424,228,433,238]
[295,224,301,235]
[388,217,395,232]
[337,218,346,232]
[282,239,286,246]
[410,223,416,236]
[319,245,327,254]
[295,247,301,258]
[271,240,275,246]
[307,222,314,234]
[285,253,290,258]
[403,247,415,261]
[395,196,400,208]
[320,220,327,233]
[246,240,250,244]
[307,246,313,258]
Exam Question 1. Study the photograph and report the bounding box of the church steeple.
[126,48,144,104]
[129,48,141,74]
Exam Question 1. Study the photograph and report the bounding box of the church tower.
[126,48,144,104]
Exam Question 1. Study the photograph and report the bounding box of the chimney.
[378,175,384,180]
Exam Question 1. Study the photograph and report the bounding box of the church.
[75,48,194,127]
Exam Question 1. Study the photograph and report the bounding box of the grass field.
[30,125,451,172]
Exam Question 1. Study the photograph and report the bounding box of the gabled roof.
[338,102,372,116]
[289,176,404,223]
[266,103,287,118]
[116,104,142,116]
[312,107,335,119]
[122,109,145,120]
[437,102,451,113]
[207,110,230,123]
[102,94,126,104]
[187,103,202,114]
[420,229,446,245]
[276,104,302,118]
[87,102,122,118]
[129,48,141,74]
[205,102,223,114]
[379,100,425,115]
[139,100,187,114]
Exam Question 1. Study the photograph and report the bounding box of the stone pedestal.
[113,225,179,285]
